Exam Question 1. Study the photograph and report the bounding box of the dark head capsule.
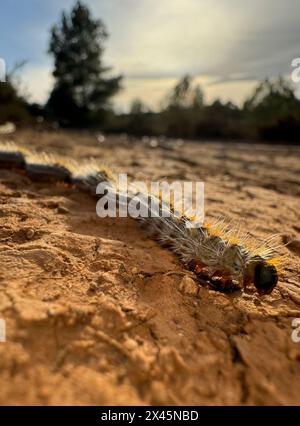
[254,262,278,294]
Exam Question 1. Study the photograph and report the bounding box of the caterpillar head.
[253,261,278,294]
[245,259,278,294]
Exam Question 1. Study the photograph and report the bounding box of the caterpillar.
[0,141,281,295]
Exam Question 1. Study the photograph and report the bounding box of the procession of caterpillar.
[0,141,281,295]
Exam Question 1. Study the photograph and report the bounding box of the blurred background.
[1,0,300,142]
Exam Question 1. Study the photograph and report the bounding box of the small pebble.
[25,228,35,239]
[179,275,198,296]
[124,338,139,351]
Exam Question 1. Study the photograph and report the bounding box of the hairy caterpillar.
[0,141,280,295]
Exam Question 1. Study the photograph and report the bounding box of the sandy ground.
[0,129,299,405]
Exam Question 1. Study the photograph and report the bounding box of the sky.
[1,0,300,111]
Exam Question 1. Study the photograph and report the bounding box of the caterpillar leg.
[208,276,241,293]
[190,263,241,293]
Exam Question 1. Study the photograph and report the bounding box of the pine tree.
[47,1,121,127]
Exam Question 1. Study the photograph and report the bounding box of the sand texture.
[0,130,299,405]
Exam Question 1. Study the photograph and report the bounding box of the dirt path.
[0,130,299,405]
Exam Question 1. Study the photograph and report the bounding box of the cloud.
[3,0,299,108]
[92,0,239,78]
[20,65,54,104]
[90,0,300,81]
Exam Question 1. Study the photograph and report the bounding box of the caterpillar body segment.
[26,160,73,183]
[0,142,27,169]
[0,142,280,294]
[139,213,278,294]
